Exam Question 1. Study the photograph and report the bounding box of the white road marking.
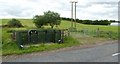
[112,52,120,56]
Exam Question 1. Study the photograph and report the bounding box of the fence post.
[53,30,56,43]
[16,31,23,49]
[97,28,100,37]
[108,31,112,38]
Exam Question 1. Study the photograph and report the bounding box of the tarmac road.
[3,41,118,62]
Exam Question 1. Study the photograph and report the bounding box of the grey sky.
[0,0,119,20]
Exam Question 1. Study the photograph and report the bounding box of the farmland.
[1,19,119,55]
[1,19,118,32]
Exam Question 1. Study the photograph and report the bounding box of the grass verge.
[2,36,80,56]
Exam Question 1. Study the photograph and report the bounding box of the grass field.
[1,19,119,55]
[1,19,118,32]
[60,20,118,32]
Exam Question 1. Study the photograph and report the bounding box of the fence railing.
[11,29,70,48]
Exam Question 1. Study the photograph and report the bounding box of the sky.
[0,0,119,20]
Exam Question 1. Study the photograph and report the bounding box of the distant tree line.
[61,17,118,25]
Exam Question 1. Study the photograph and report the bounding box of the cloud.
[0,0,36,18]
[0,0,119,20]
[76,1,118,20]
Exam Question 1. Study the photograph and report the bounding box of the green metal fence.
[14,29,63,47]
[37,30,46,43]
[45,30,55,43]
[16,30,28,46]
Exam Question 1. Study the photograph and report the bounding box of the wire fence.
[69,28,118,39]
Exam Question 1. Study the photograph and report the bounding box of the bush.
[7,18,23,27]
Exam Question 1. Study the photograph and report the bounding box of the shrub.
[7,18,23,27]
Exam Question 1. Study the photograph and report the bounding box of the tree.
[33,11,61,28]
[7,18,23,27]
[33,15,47,28]
[44,11,61,28]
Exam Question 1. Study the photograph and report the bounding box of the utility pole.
[74,1,77,28]
[70,0,78,28]
[70,1,74,28]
